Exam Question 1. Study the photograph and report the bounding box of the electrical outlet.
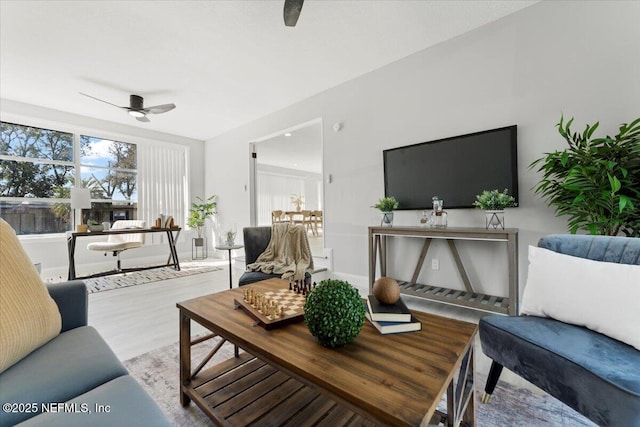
[431,259,439,270]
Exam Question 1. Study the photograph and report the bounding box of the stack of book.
[365,295,421,335]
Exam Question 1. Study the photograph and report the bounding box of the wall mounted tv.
[383,125,518,210]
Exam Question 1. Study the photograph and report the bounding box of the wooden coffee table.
[177,278,478,426]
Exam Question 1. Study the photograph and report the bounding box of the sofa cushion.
[15,375,172,427]
[521,245,640,350]
[0,219,61,374]
[0,326,127,427]
[480,315,640,426]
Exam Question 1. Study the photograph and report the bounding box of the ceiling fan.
[284,0,304,27]
[79,92,176,122]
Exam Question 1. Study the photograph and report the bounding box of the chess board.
[234,285,307,330]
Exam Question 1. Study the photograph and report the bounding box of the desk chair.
[87,220,146,271]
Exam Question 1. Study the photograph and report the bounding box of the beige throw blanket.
[246,223,314,281]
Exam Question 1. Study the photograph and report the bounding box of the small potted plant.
[304,279,365,348]
[225,228,237,246]
[473,189,517,229]
[290,194,304,212]
[187,195,217,240]
[372,196,399,226]
[87,220,103,232]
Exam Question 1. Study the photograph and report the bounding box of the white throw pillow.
[521,245,640,351]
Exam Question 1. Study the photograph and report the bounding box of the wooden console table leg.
[411,238,432,285]
[369,231,376,293]
[447,240,475,293]
[179,311,191,407]
[507,233,519,315]
[380,235,387,277]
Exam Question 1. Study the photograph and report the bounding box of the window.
[0,122,74,234]
[0,122,138,235]
[80,135,137,225]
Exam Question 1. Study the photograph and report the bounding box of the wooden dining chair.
[300,210,314,235]
[271,210,285,223]
[312,210,323,235]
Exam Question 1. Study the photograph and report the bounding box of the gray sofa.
[0,281,171,427]
[480,234,640,426]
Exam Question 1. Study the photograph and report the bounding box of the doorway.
[249,119,324,258]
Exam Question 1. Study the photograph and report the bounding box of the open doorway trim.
[248,117,324,227]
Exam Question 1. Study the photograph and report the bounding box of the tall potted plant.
[530,116,640,236]
[187,195,217,240]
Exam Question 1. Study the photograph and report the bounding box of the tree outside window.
[0,122,137,235]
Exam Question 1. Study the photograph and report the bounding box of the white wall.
[204,1,640,299]
[0,99,206,277]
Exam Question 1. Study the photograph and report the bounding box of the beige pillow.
[0,219,61,373]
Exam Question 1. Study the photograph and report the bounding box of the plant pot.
[485,210,505,230]
[381,212,394,227]
[194,237,205,247]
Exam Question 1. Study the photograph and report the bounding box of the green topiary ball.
[304,279,366,348]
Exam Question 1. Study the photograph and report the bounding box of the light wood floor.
[88,255,540,393]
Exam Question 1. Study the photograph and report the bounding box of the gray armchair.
[238,226,312,286]
[479,234,640,426]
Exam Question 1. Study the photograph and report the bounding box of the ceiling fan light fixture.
[129,110,146,118]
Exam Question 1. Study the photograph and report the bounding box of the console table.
[369,226,518,315]
[67,227,181,280]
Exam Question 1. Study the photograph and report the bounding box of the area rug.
[123,339,596,427]
[79,261,222,293]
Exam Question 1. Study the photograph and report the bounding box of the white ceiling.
[256,121,322,173]
[0,1,537,141]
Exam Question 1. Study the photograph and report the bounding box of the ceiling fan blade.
[135,115,151,123]
[284,0,304,27]
[144,103,176,114]
[79,92,127,110]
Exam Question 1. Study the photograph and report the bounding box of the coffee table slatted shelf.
[398,280,510,314]
[187,352,379,426]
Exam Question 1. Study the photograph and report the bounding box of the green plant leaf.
[608,174,622,193]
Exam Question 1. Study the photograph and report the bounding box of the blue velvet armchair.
[479,234,640,427]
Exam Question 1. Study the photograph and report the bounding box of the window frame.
[0,117,141,238]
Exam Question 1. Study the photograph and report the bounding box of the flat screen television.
[383,125,518,210]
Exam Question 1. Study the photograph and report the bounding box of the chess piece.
[289,280,292,291]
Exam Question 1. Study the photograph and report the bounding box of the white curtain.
[257,172,304,225]
[138,143,188,244]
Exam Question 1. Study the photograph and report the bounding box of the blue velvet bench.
[479,234,640,427]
